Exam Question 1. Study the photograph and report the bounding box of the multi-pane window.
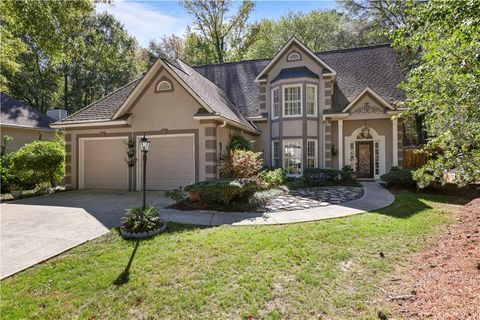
[307,140,317,168]
[283,85,302,116]
[283,140,302,176]
[271,88,280,119]
[272,140,280,167]
[306,85,317,116]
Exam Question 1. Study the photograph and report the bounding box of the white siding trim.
[338,120,343,169]
[392,118,398,166]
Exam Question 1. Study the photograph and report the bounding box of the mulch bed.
[382,197,480,319]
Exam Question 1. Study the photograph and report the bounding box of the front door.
[356,141,374,178]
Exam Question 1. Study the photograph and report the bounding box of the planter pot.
[189,191,200,203]
[11,190,23,199]
[120,221,167,240]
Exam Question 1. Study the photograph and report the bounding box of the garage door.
[81,138,128,189]
[139,134,195,190]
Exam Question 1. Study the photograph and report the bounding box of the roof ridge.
[315,43,392,55]
[193,43,392,69]
[62,77,142,121]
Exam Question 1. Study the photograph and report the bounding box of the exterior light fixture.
[140,133,150,209]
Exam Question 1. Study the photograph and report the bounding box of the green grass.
[0,191,462,319]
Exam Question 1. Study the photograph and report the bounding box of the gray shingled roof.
[166,59,254,129]
[62,78,141,122]
[196,44,405,116]
[0,93,55,129]
[272,66,319,83]
[60,44,405,123]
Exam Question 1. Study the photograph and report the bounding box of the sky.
[95,0,338,47]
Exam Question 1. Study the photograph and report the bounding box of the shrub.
[303,168,342,185]
[185,178,257,205]
[380,168,415,188]
[227,134,251,151]
[121,205,163,233]
[258,168,286,188]
[248,187,287,207]
[165,187,189,206]
[218,149,263,178]
[11,140,65,187]
[341,165,356,182]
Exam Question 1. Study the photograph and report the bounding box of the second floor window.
[306,84,317,116]
[283,85,302,117]
[271,88,279,119]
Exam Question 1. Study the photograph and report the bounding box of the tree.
[11,139,65,188]
[245,10,386,59]
[1,1,140,113]
[392,0,480,187]
[179,0,255,63]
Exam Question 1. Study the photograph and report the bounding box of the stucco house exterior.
[1,93,56,153]
[52,38,405,191]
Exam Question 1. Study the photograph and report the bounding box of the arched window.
[155,77,173,92]
[287,51,301,61]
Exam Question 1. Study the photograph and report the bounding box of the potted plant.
[10,184,22,199]
[120,205,167,239]
[184,183,201,203]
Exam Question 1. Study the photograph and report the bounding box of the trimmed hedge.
[185,178,257,205]
[303,168,342,185]
[380,167,415,188]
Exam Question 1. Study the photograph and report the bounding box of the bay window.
[306,84,317,116]
[271,87,280,119]
[283,139,302,176]
[283,85,302,117]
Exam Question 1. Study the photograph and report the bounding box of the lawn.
[0,191,462,319]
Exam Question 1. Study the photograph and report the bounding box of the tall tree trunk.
[415,113,425,145]
[63,64,68,111]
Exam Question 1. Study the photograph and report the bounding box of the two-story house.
[52,37,405,190]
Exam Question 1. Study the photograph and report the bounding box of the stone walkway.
[264,186,363,212]
[161,182,395,226]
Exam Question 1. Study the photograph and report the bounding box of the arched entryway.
[344,126,385,179]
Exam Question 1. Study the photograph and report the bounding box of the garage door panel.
[141,135,195,190]
[83,139,128,190]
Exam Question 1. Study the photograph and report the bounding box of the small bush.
[11,140,65,187]
[121,205,163,233]
[303,168,342,185]
[165,187,189,206]
[248,187,287,207]
[218,149,263,178]
[185,178,257,205]
[227,134,251,151]
[380,168,415,188]
[258,168,286,189]
[341,165,356,182]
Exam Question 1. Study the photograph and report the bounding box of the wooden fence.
[403,148,428,169]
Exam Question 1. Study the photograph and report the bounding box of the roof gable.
[254,37,336,82]
[342,87,395,113]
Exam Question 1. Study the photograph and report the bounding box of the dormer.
[254,37,336,84]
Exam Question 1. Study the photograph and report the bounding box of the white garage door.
[138,134,195,190]
[81,138,128,190]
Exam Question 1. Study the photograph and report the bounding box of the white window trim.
[307,139,318,168]
[306,84,318,117]
[282,84,303,118]
[271,140,280,167]
[287,51,301,61]
[283,139,303,177]
[271,87,279,120]
[156,80,172,92]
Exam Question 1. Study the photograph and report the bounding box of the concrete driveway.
[0,190,172,279]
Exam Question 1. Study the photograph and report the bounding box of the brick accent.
[65,154,71,163]
[260,102,266,109]
[260,86,266,93]
[205,152,217,162]
[65,166,71,174]
[64,176,72,184]
[205,165,217,174]
[65,144,71,153]
[205,139,216,149]
[205,127,216,137]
